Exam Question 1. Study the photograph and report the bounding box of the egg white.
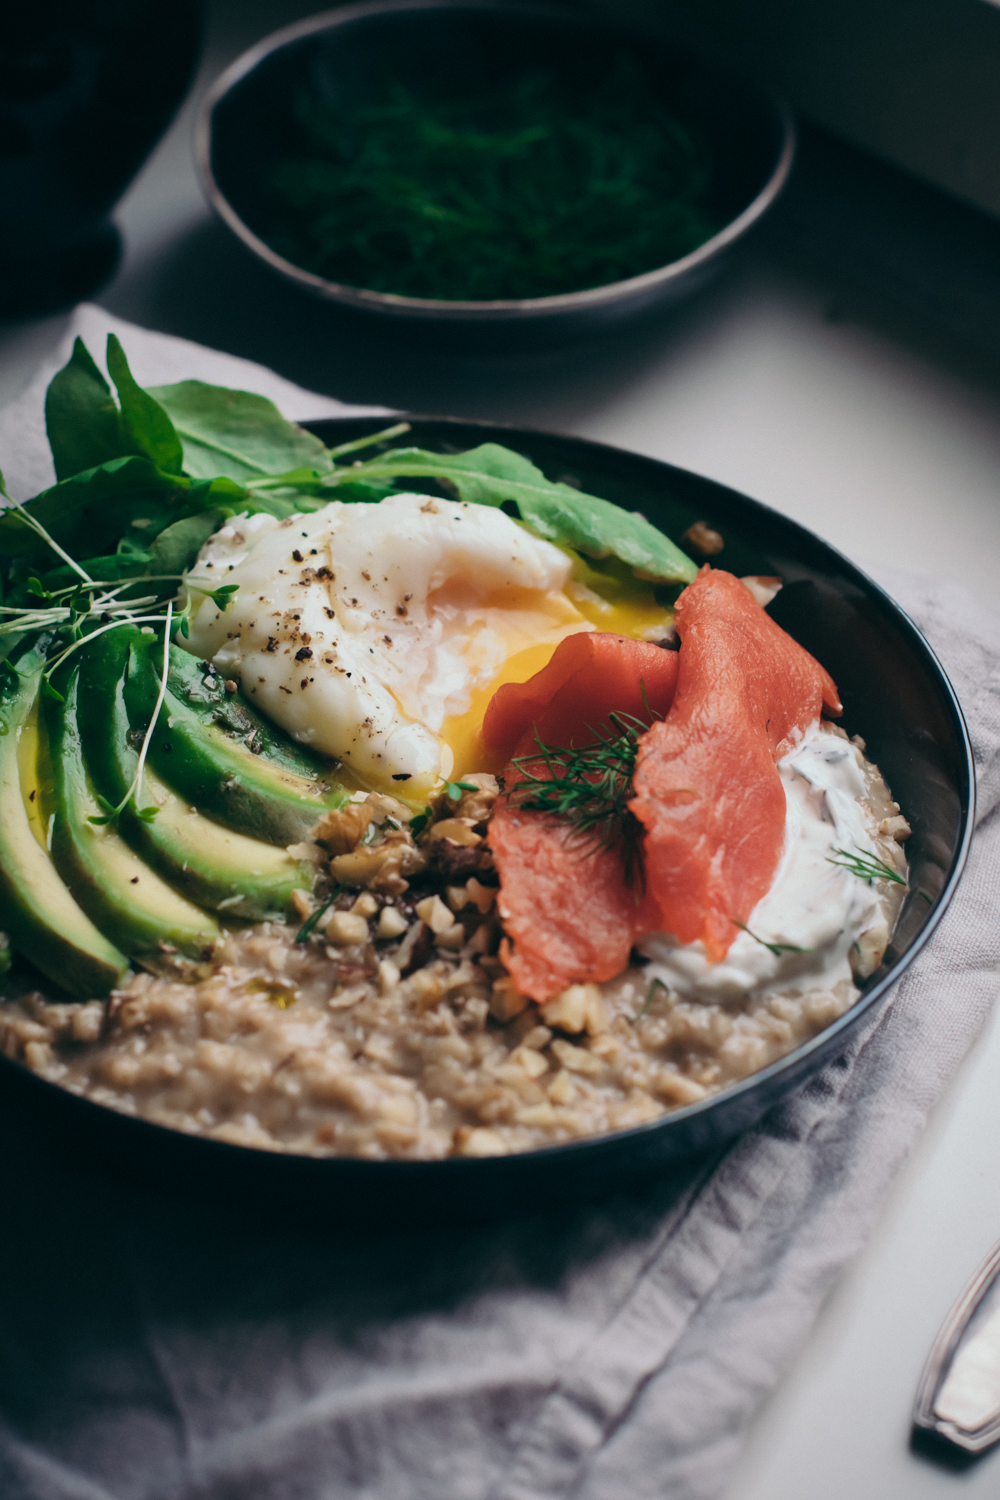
[184,493,592,795]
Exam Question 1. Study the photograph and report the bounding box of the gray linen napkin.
[0,313,997,1500]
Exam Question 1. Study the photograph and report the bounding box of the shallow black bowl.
[0,419,974,1222]
[195,0,794,346]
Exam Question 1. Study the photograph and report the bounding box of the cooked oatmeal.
[0,730,908,1159]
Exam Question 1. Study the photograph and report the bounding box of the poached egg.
[185,493,671,796]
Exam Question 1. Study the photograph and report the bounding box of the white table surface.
[2,4,999,1493]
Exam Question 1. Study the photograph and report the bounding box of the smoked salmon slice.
[482,632,680,766]
[485,634,679,1000]
[630,568,841,961]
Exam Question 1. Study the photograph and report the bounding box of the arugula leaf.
[330,444,698,583]
[147,509,227,577]
[106,335,184,476]
[327,479,399,505]
[147,380,333,484]
[45,338,135,480]
[0,457,190,561]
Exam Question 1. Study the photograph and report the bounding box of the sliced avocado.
[120,627,347,845]
[0,646,127,997]
[166,642,329,777]
[43,665,219,967]
[77,629,318,919]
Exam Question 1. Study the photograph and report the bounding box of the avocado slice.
[43,665,219,967]
[77,629,318,919]
[166,642,330,778]
[120,627,347,845]
[0,646,128,997]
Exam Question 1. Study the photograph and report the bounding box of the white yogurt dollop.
[639,723,900,1004]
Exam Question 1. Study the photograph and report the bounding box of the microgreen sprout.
[827,847,906,886]
[184,579,240,610]
[409,806,434,836]
[445,781,478,800]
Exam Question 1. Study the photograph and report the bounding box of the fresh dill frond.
[295,886,346,943]
[261,53,721,302]
[827,847,906,886]
[509,709,651,885]
[732,920,810,958]
[637,976,671,1017]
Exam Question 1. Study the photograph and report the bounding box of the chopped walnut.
[313,802,374,855]
[683,520,724,556]
[426,817,481,847]
[448,773,499,823]
[329,828,427,896]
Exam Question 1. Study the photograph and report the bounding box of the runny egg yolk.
[440,558,674,780]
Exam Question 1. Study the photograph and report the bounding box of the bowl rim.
[194,0,797,320]
[0,414,977,1184]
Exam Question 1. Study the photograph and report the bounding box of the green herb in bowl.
[260,51,722,303]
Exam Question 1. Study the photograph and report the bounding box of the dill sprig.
[296,886,346,943]
[260,53,720,302]
[637,976,671,1017]
[732,920,810,958]
[827,847,906,886]
[509,710,650,884]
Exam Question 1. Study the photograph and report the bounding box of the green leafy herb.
[510,710,654,884]
[732,920,810,958]
[0,456,188,562]
[106,336,184,476]
[445,781,479,800]
[260,53,720,302]
[147,379,334,484]
[145,509,227,579]
[187,580,240,611]
[325,444,696,584]
[87,791,119,827]
[638,976,671,1017]
[295,887,346,943]
[827,847,906,886]
[409,806,435,837]
[44,337,135,481]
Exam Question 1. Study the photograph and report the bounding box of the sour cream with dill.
[639,723,908,1004]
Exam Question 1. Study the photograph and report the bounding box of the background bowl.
[0,419,974,1223]
[195,0,795,343]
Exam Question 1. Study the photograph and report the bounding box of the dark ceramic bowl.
[0,419,974,1222]
[195,0,795,343]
